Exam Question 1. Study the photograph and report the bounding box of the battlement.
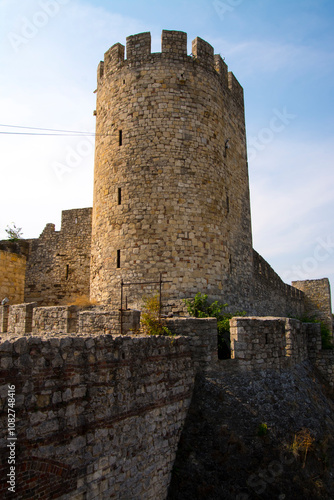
[98,29,242,99]
[126,31,151,61]
[0,302,140,337]
[192,36,214,63]
[161,30,187,57]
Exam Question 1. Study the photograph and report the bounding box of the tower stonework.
[90,30,253,310]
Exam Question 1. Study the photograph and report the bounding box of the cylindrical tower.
[90,30,253,311]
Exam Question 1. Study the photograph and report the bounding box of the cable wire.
[0,123,100,136]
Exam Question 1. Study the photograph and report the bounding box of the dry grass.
[67,295,97,307]
[289,428,315,468]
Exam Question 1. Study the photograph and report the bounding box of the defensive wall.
[23,208,92,306]
[1,212,331,328]
[0,242,28,305]
[292,278,333,334]
[252,249,306,318]
[0,304,333,499]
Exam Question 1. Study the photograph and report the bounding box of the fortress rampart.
[0,242,28,305]
[0,332,196,499]
[1,31,331,329]
[24,208,92,306]
[292,278,333,333]
[252,249,306,318]
[0,29,333,500]
[0,311,333,499]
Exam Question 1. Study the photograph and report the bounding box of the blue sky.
[1,0,334,306]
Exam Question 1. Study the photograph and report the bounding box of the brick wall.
[0,334,195,499]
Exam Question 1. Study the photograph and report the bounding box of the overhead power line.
[0,124,101,137]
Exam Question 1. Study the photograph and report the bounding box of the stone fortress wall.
[0,31,333,498]
[23,208,92,307]
[3,210,331,330]
[0,31,332,327]
[0,242,28,305]
[292,278,333,334]
[252,249,306,318]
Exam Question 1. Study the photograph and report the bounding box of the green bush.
[257,423,268,437]
[294,315,333,350]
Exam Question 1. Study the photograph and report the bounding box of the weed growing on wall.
[67,295,97,307]
[294,315,333,350]
[287,429,315,468]
[140,295,173,336]
[5,223,23,241]
[184,292,246,359]
[257,423,268,437]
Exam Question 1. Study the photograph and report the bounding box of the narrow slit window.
[118,187,122,205]
[119,130,122,146]
[117,250,121,268]
[226,195,230,214]
[66,264,69,280]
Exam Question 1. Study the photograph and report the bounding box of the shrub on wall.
[295,315,333,350]
[140,295,173,336]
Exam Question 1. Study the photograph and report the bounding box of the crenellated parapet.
[162,30,187,57]
[126,31,151,61]
[98,30,243,106]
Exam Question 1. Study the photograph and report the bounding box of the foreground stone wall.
[166,317,218,372]
[230,316,334,388]
[0,334,195,499]
[24,208,92,307]
[0,243,28,305]
[0,303,141,337]
[230,317,308,369]
[314,350,334,388]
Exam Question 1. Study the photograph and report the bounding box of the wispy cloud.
[210,36,334,79]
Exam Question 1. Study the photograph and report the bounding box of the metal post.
[159,272,162,321]
[120,279,123,335]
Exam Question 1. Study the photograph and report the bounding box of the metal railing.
[119,273,172,334]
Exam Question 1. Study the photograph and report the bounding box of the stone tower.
[90,30,253,310]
